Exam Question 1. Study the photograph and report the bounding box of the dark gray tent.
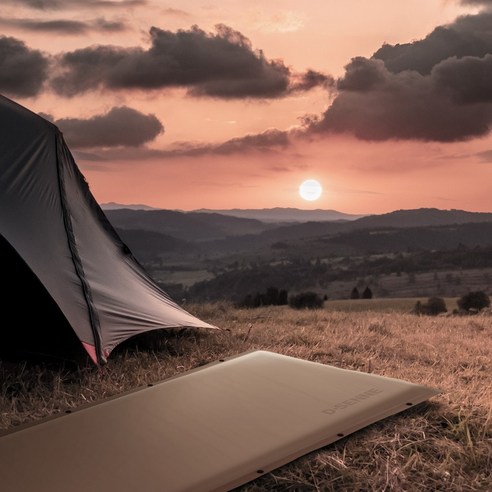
[0,95,215,364]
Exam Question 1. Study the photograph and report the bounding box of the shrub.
[457,291,491,312]
[289,292,324,310]
[414,296,447,316]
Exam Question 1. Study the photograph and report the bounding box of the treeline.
[323,222,492,254]
[186,245,492,301]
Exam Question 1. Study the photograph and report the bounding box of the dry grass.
[1,303,491,491]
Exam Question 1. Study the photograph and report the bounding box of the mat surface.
[0,351,439,491]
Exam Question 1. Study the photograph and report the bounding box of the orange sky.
[2,0,491,213]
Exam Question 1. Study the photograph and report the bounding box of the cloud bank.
[309,11,492,142]
[5,0,145,10]
[52,24,329,98]
[0,17,126,34]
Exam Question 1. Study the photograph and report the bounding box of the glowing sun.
[299,179,322,201]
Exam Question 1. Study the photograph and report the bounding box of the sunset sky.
[2,0,492,213]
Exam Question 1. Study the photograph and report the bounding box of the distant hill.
[101,202,161,211]
[104,207,492,251]
[255,208,492,244]
[352,208,492,229]
[195,207,364,223]
[319,222,492,254]
[105,208,273,241]
[105,209,492,264]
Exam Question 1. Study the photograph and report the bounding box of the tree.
[457,291,490,312]
[362,286,373,299]
[350,287,360,299]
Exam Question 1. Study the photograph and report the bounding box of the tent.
[0,95,215,364]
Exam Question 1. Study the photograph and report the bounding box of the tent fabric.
[0,95,215,364]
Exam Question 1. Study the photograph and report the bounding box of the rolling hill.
[105,207,492,258]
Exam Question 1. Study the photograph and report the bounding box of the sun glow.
[299,179,322,201]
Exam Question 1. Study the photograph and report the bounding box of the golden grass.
[1,303,491,491]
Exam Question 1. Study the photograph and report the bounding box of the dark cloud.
[460,0,492,5]
[373,12,492,75]
[0,36,50,97]
[0,17,126,34]
[310,56,491,142]
[54,106,164,148]
[52,24,327,98]
[336,56,387,91]
[306,11,492,142]
[433,54,492,103]
[5,0,145,10]
[289,69,334,93]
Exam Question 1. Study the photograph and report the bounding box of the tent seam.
[54,131,105,365]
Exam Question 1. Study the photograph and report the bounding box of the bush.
[289,292,324,310]
[457,291,491,312]
[414,296,447,316]
[362,286,373,299]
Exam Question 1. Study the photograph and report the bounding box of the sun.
[299,179,322,201]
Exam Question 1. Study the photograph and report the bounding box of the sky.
[1,0,492,214]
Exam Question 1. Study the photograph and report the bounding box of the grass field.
[324,297,460,313]
[1,303,491,491]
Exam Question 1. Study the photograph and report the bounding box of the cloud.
[5,0,145,10]
[0,36,50,97]
[460,0,492,5]
[306,11,492,142]
[476,149,492,161]
[161,8,190,18]
[73,127,291,162]
[432,54,492,103]
[208,128,290,155]
[147,127,290,158]
[373,12,492,75]
[53,106,164,148]
[289,69,334,93]
[52,24,327,98]
[0,17,126,34]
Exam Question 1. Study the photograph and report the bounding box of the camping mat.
[0,350,439,492]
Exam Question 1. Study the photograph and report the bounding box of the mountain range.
[103,206,492,258]
[101,203,364,223]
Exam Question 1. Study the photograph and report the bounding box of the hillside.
[105,208,273,241]
[115,228,197,261]
[105,207,492,253]
[103,207,492,302]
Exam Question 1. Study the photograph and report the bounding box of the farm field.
[1,304,491,491]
